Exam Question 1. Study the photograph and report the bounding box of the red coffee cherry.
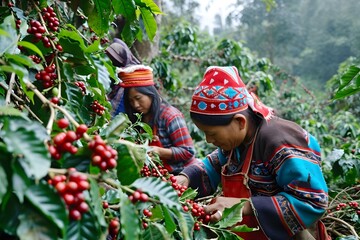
[69,209,81,221]
[50,97,60,104]
[108,218,120,236]
[102,201,109,209]
[57,118,69,129]
[76,124,88,136]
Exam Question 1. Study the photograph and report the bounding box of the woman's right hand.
[174,174,190,187]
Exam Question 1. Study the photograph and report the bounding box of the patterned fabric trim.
[266,145,321,173]
[272,195,304,236]
[285,183,328,208]
[191,86,249,115]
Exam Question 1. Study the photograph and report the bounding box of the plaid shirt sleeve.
[158,105,196,163]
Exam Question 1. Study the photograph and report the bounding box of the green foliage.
[1,0,360,239]
[0,1,258,239]
[231,0,360,86]
[333,65,360,100]
[151,17,360,237]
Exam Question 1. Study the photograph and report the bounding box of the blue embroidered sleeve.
[251,139,328,239]
[181,148,224,197]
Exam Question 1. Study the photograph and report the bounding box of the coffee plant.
[0,0,257,239]
[1,0,360,239]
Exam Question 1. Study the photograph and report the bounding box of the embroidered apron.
[221,130,268,239]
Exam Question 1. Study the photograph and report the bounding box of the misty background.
[161,0,360,90]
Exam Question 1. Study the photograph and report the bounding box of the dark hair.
[123,85,163,127]
[190,108,262,126]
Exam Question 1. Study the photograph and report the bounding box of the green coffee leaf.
[25,181,68,231]
[131,177,181,210]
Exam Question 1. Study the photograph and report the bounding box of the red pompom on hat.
[117,65,154,88]
[190,66,273,120]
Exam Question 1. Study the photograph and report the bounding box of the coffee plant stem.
[24,104,43,123]
[26,81,93,140]
[0,82,23,103]
[34,4,54,40]
[194,195,214,203]
[108,204,120,210]
[200,222,232,234]
[328,210,347,219]
[329,185,358,207]
[54,52,62,97]
[26,81,57,134]
[25,81,55,122]
[102,178,161,204]
[327,228,344,238]
[327,200,359,211]
[46,102,56,134]
[5,73,16,105]
[48,167,100,179]
[146,154,162,176]
[322,216,359,238]
[75,26,92,45]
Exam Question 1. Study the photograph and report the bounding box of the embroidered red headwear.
[190,66,273,120]
[117,65,154,87]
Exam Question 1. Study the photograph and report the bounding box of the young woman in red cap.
[118,65,197,175]
[175,66,330,239]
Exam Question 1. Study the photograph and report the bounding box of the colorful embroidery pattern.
[273,195,304,235]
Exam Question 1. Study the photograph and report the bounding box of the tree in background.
[224,0,360,88]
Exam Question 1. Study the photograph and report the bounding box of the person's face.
[128,88,152,115]
[193,114,247,151]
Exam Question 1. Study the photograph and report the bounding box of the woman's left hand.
[203,197,252,223]
[149,146,161,156]
[148,146,173,160]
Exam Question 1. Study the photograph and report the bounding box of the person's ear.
[233,114,247,130]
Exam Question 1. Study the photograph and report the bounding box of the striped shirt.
[156,103,197,174]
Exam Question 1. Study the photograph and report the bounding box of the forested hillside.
[0,0,359,239]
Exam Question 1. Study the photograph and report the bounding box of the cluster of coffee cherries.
[141,208,153,229]
[75,81,86,95]
[15,19,21,29]
[41,6,60,33]
[328,201,360,216]
[108,218,120,239]
[8,3,21,29]
[48,118,88,160]
[48,169,90,220]
[140,164,168,177]
[88,135,118,171]
[91,100,106,116]
[128,189,149,203]
[140,165,187,197]
[335,201,359,213]
[29,55,42,64]
[89,35,109,45]
[183,199,211,231]
[128,189,151,229]
[27,19,48,46]
[168,175,188,197]
[349,201,359,209]
[35,64,57,88]
[335,202,348,211]
[26,6,62,51]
